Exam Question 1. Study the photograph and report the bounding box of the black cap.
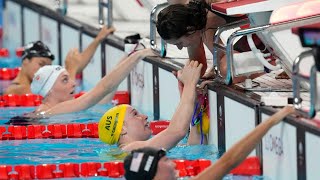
[22,41,55,61]
[124,147,166,180]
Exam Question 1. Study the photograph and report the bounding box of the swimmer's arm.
[97,87,117,104]
[188,42,207,76]
[77,27,116,74]
[176,79,207,145]
[47,49,154,115]
[124,84,197,151]
[4,85,30,95]
[97,55,130,104]
[65,27,115,80]
[190,106,294,180]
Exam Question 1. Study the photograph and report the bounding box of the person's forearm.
[68,66,78,81]
[81,51,143,107]
[78,38,101,74]
[97,56,128,104]
[168,84,196,136]
[48,51,144,115]
[193,107,292,180]
[98,88,118,104]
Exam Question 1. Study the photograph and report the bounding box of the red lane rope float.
[0,161,125,179]
[0,121,170,140]
[149,120,170,135]
[0,157,261,179]
[230,156,261,176]
[174,157,261,178]
[0,67,20,80]
[0,94,43,107]
[0,123,99,140]
[0,91,130,107]
[0,68,83,81]
[174,159,212,177]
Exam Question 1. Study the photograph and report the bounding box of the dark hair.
[156,0,208,40]
[22,41,55,61]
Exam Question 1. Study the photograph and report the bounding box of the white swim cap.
[31,65,66,97]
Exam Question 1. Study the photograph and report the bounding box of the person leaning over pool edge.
[123,106,295,180]
[157,0,268,82]
[98,60,205,152]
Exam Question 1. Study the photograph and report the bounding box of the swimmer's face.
[154,156,177,180]
[166,31,201,50]
[123,106,151,140]
[23,57,52,81]
[50,71,76,102]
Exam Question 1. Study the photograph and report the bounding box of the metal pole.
[98,0,104,27]
[150,3,168,57]
[107,0,113,28]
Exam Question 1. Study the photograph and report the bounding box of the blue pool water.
[0,103,219,164]
[0,138,268,179]
[0,104,155,125]
[0,105,268,179]
[0,104,114,125]
[0,139,219,165]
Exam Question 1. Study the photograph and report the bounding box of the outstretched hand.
[177,60,203,87]
[134,48,157,58]
[96,26,116,42]
[65,48,82,74]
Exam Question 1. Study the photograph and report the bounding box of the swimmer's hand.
[271,106,295,125]
[134,48,157,58]
[177,60,203,86]
[172,70,184,96]
[65,48,82,74]
[96,26,116,42]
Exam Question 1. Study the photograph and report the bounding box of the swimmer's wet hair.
[157,0,208,40]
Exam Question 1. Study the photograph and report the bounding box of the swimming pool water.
[0,105,268,179]
[0,104,154,125]
[0,104,113,125]
[1,104,213,165]
[0,137,269,179]
[0,139,219,165]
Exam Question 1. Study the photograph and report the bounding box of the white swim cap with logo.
[31,65,66,97]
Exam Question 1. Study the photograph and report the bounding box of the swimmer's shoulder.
[4,83,31,95]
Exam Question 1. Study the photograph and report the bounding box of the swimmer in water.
[98,60,204,151]
[4,26,115,95]
[123,106,295,180]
